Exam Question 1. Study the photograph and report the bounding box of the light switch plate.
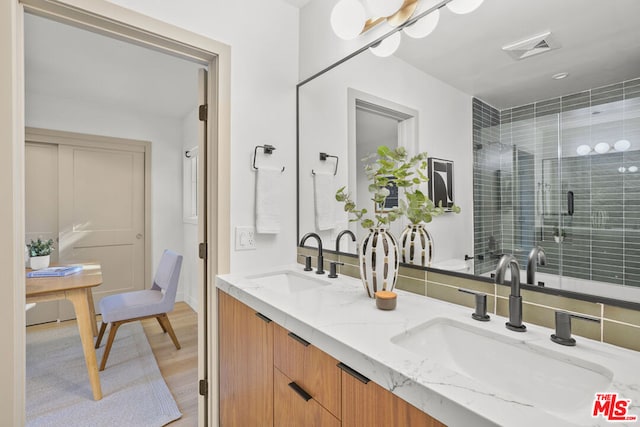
[235,226,256,251]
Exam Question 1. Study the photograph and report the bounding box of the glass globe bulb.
[331,0,367,40]
[629,166,638,173]
[614,139,631,152]
[369,32,401,57]
[403,8,440,39]
[576,144,591,156]
[365,0,403,17]
[594,142,610,154]
[447,0,484,14]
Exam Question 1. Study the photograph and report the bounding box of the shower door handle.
[567,191,574,216]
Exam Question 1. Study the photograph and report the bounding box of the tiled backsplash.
[297,247,640,353]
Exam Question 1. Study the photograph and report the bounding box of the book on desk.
[26,265,83,278]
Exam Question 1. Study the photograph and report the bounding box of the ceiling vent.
[502,31,560,60]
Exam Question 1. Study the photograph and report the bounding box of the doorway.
[4,1,231,425]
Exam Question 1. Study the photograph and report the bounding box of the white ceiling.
[25,13,202,119]
[394,0,640,109]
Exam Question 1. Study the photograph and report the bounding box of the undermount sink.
[247,270,330,294]
[391,318,613,416]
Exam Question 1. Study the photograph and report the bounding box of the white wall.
[25,92,187,299]
[104,0,300,274]
[298,51,474,263]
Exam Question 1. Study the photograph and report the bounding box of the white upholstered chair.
[95,249,183,371]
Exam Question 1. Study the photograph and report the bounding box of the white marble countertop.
[216,264,640,427]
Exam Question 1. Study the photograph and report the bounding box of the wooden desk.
[26,264,103,400]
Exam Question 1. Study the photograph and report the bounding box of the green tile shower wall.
[473,77,640,286]
[297,248,640,352]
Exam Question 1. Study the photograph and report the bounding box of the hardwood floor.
[142,302,198,426]
[26,301,199,426]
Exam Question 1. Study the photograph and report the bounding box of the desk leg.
[87,288,98,337]
[67,288,103,401]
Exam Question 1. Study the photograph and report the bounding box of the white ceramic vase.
[29,255,50,270]
[359,227,399,298]
[399,224,433,267]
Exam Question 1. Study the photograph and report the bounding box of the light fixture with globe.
[330,0,485,57]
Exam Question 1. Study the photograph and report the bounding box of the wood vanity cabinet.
[341,369,446,427]
[273,323,341,425]
[218,290,274,427]
[219,291,446,427]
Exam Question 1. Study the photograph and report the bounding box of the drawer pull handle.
[288,381,312,402]
[287,332,310,347]
[337,362,370,384]
[255,312,272,323]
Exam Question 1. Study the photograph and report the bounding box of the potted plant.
[27,238,55,270]
[553,227,566,243]
[336,146,459,297]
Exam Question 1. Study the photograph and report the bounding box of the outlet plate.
[235,226,256,251]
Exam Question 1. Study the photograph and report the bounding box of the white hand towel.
[314,171,335,231]
[256,167,283,234]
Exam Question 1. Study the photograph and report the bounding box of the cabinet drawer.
[273,323,341,419]
[274,368,340,427]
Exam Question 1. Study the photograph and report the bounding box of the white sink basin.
[247,270,330,294]
[391,318,613,416]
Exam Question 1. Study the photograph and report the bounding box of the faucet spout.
[495,254,526,332]
[526,246,546,285]
[335,229,356,253]
[300,232,324,274]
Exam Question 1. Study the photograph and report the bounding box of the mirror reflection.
[298,0,640,302]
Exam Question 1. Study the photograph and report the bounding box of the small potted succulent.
[27,238,55,270]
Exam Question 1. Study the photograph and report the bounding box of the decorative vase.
[399,224,433,267]
[359,227,399,298]
[29,255,50,270]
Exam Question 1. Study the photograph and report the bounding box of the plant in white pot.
[27,238,55,270]
[336,146,459,297]
[400,170,460,266]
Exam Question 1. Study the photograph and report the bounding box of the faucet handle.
[458,288,490,322]
[551,311,600,346]
[328,261,344,278]
[298,254,312,271]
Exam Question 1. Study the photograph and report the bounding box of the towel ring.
[312,152,338,176]
[252,144,285,172]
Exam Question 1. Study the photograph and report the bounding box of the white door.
[25,142,59,325]
[25,134,147,324]
[57,144,146,320]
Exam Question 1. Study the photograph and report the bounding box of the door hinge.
[199,379,208,396]
[199,242,207,260]
[199,104,208,121]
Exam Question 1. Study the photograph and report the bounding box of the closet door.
[58,145,146,320]
[25,142,59,325]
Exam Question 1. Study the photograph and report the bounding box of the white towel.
[256,167,283,234]
[314,171,335,231]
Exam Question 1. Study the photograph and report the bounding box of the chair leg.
[156,316,167,333]
[99,321,122,371]
[157,313,181,350]
[95,322,107,349]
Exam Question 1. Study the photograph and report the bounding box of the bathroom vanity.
[217,266,640,427]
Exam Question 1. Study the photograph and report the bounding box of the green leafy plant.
[27,238,55,257]
[335,145,460,229]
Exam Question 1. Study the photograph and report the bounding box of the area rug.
[26,321,182,427]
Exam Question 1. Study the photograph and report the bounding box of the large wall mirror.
[297,0,640,304]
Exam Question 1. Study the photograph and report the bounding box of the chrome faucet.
[526,246,546,285]
[300,232,324,274]
[495,255,526,332]
[335,229,356,253]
